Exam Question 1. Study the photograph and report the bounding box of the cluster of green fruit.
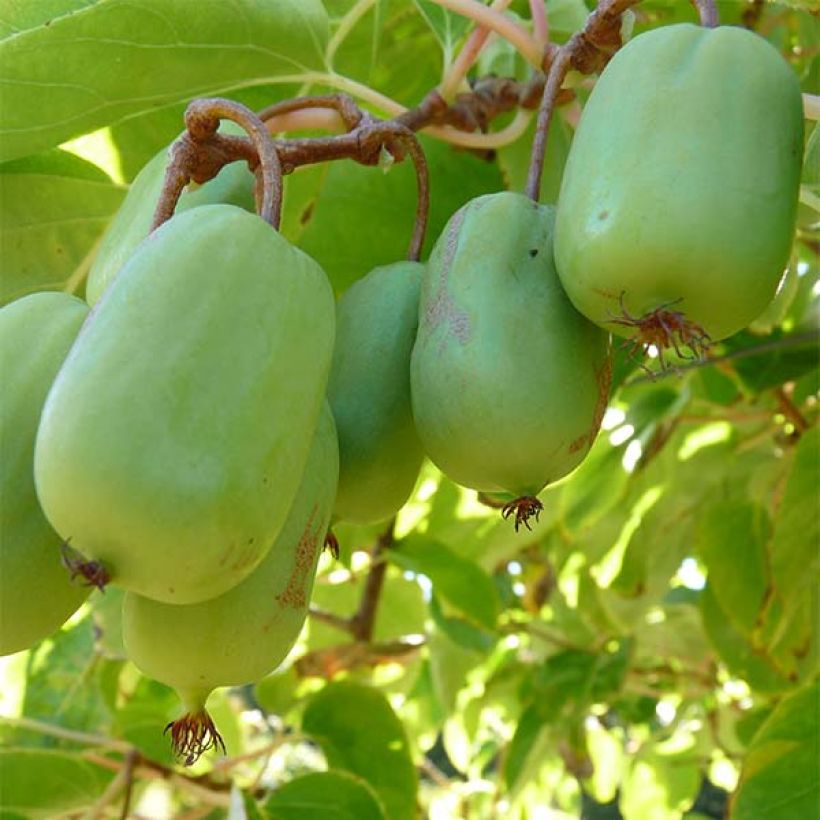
[0,23,802,763]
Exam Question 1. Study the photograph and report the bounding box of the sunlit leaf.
[0,748,114,817]
[389,535,499,630]
[0,149,124,304]
[266,770,386,820]
[695,501,771,637]
[302,681,418,820]
[0,0,329,162]
[731,679,820,820]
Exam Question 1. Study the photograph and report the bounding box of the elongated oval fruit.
[411,192,611,528]
[86,125,256,306]
[1,292,90,656]
[554,24,803,355]
[328,261,425,524]
[35,204,335,604]
[123,405,338,764]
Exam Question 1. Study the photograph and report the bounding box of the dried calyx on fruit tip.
[60,541,110,592]
[501,496,544,532]
[608,294,711,373]
[164,710,226,766]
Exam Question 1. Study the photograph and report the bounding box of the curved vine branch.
[150,99,283,232]
[525,0,641,201]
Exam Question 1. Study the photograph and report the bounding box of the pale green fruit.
[329,262,424,524]
[411,192,611,505]
[123,406,338,764]
[1,292,89,656]
[35,205,335,604]
[554,24,804,344]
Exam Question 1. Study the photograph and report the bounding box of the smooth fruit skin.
[122,405,338,711]
[328,262,425,524]
[411,192,610,497]
[35,205,335,604]
[85,125,256,306]
[0,292,90,656]
[554,24,804,341]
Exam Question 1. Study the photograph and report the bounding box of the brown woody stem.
[350,519,396,642]
[525,0,641,201]
[525,48,571,201]
[693,0,719,27]
[151,99,283,232]
[185,98,283,229]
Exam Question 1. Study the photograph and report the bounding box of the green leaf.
[695,501,771,637]
[389,536,499,630]
[621,747,701,819]
[0,748,114,817]
[20,616,110,745]
[731,679,820,820]
[412,0,470,64]
[254,666,300,718]
[769,428,820,612]
[307,567,426,652]
[726,329,820,394]
[559,436,629,535]
[0,149,124,304]
[504,703,548,793]
[700,584,791,694]
[302,682,418,820]
[285,135,503,295]
[112,675,178,765]
[266,771,386,820]
[427,623,485,712]
[0,0,329,161]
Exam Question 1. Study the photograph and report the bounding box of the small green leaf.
[621,748,701,819]
[695,501,771,636]
[770,428,820,612]
[413,0,470,64]
[389,536,499,630]
[20,616,110,745]
[504,703,548,793]
[731,679,820,820]
[700,584,791,694]
[302,682,418,820]
[560,437,629,535]
[266,771,386,820]
[0,748,114,817]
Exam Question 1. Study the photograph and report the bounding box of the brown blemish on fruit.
[598,210,609,220]
[569,353,613,454]
[276,507,321,609]
[592,287,620,300]
[300,201,315,225]
[425,209,471,345]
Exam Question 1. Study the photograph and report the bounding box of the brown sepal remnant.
[60,541,110,592]
[608,293,711,374]
[164,710,226,766]
[324,530,340,560]
[502,496,543,532]
[276,509,321,610]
